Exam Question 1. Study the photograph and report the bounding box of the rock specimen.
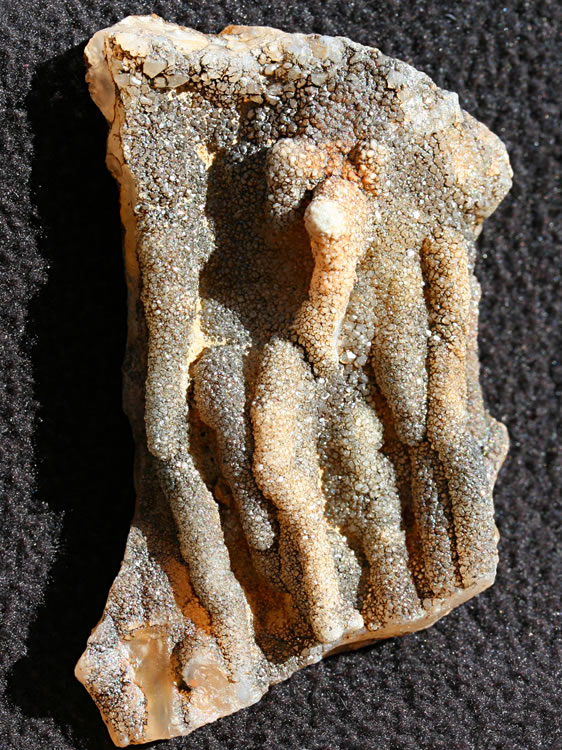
[78,15,512,746]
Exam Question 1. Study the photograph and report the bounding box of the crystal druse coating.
[78,15,512,746]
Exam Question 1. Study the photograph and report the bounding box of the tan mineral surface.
[78,15,512,746]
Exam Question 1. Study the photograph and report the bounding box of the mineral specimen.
[78,15,512,746]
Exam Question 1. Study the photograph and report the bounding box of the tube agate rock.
[78,15,512,746]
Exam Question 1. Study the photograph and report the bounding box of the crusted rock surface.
[78,15,512,746]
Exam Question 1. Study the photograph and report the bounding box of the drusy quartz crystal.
[77,15,512,746]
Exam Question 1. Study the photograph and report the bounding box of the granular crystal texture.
[78,15,512,746]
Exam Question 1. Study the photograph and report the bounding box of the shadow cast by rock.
[7,42,135,749]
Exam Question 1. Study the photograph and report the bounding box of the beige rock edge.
[78,15,512,746]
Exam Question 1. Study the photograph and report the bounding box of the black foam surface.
[0,1,560,748]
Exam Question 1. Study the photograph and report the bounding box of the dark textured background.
[1,1,560,748]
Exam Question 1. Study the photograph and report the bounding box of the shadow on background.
[8,43,134,748]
